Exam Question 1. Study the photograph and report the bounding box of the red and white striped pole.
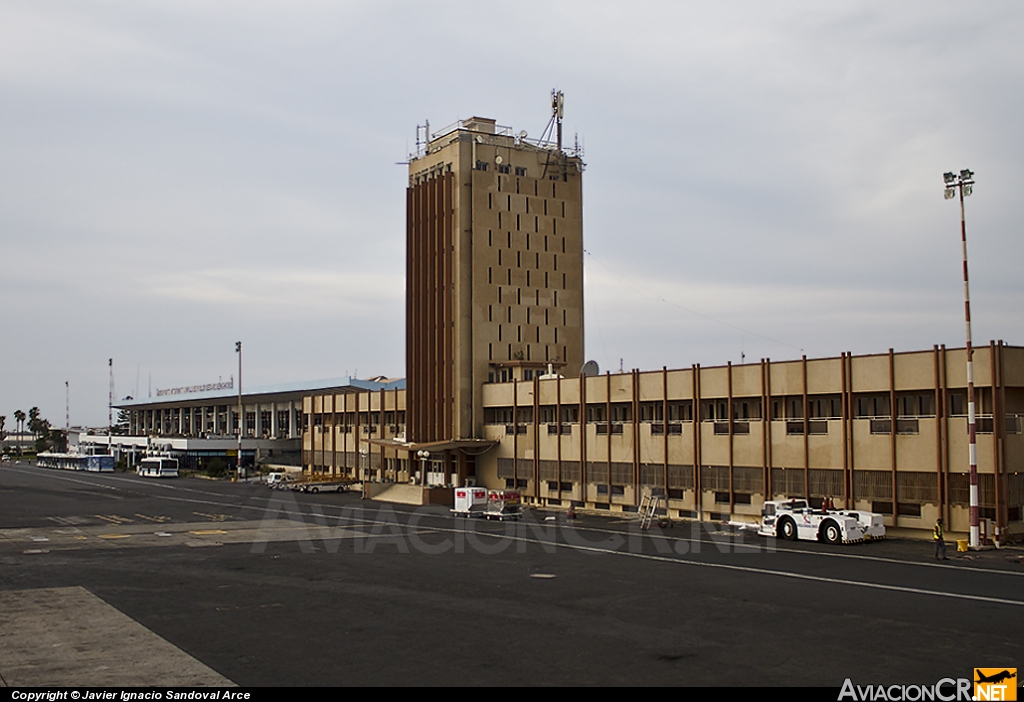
[945,169,977,548]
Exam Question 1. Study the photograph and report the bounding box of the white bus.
[137,457,179,478]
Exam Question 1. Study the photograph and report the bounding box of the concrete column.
[271,402,278,438]
[255,403,262,438]
[289,402,297,439]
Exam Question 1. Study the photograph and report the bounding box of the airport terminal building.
[298,108,1024,541]
[122,105,1024,541]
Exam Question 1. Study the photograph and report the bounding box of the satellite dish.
[518,130,528,139]
[495,156,503,164]
[475,135,484,143]
[580,361,599,377]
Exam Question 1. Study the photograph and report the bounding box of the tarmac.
[2,461,1022,687]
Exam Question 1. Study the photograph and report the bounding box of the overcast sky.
[2,1,1022,427]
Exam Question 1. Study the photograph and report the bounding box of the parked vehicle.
[137,457,179,478]
[37,452,114,472]
[451,487,489,517]
[757,499,885,544]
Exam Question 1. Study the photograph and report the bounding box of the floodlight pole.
[944,170,979,548]
[236,341,243,480]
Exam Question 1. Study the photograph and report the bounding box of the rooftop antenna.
[539,89,565,150]
[553,89,564,152]
[65,380,69,434]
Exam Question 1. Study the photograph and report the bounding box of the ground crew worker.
[934,518,948,560]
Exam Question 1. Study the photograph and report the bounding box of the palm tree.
[28,407,40,442]
[13,410,25,455]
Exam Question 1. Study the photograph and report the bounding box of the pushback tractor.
[758,499,885,544]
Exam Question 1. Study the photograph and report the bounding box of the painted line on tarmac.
[11,465,1022,586]
[242,504,1024,608]
[487,518,1024,578]
[353,501,1024,579]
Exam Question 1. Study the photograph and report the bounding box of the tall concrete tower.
[406,98,584,451]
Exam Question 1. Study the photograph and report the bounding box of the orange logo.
[975,669,1017,701]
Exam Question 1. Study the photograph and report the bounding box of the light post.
[236,341,244,480]
[943,169,979,548]
[417,449,430,486]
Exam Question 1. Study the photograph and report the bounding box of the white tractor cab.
[266,472,291,488]
[758,499,885,544]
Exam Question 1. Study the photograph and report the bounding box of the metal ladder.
[638,487,666,530]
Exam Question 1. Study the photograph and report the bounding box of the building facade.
[405,116,585,446]
[299,102,1023,540]
[304,343,1024,539]
[116,376,402,470]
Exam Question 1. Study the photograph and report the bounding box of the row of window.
[488,271,569,296]
[483,404,1019,433]
[483,393,984,423]
[308,411,406,426]
[487,343,567,363]
[492,248,562,271]
[495,174,563,198]
[488,191,568,218]
[490,305,569,327]
[488,230,568,254]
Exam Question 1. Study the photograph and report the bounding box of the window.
[949,393,965,416]
[515,166,527,177]
[498,164,510,174]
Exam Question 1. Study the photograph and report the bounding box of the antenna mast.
[552,89,564,151]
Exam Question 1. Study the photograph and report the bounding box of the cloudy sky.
[2,1,1022,427]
